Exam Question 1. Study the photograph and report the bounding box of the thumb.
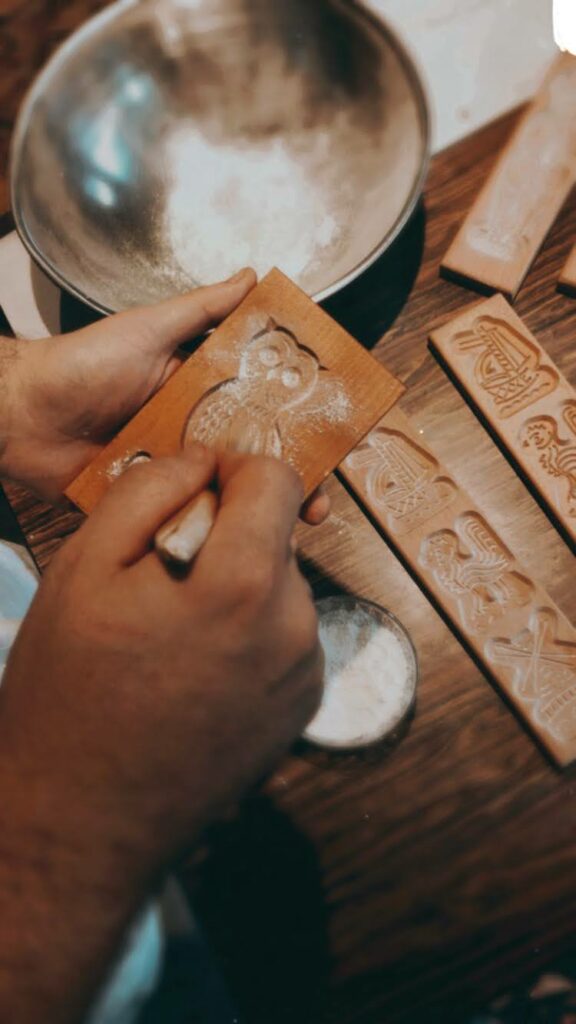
[82,268,257,357]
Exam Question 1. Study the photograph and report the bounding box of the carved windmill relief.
[487,609,576,743]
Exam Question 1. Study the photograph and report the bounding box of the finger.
[195,454,304,585]
[300,486,331,526]
[95,269,257,357]
[78,446,216,569]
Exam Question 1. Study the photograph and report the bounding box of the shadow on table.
[189,795,330,1024]
[322,201,426,349]
[60,289,104,333]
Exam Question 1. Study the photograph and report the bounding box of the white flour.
[185,323,352,461]
[304,602,416,749]
[163,125,343,284]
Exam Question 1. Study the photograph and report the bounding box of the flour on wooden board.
[305,603,417,749]
[183,318,351,460]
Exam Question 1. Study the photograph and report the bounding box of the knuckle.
[185,288,222,326]
[198,295,220,322]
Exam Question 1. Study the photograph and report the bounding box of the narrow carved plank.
[430,294,576,548]
[341,406,576,766]
[441,53,576,299]
[66,269,403,513]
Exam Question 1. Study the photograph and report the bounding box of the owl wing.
[182,382,239,449]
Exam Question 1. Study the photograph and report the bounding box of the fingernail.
[224,268,253,284]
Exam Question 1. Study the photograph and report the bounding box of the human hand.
[1,270,329,523]
[0,447,323,1022]
[0,447,323,863]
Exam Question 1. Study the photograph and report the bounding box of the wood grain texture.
[341,405,576,765]
[66,269,403,512]
[430,295,576,547]
[441,53,576,299]
[2,9,576,1019]
[559,242,576,296]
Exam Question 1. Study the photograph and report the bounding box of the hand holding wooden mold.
[441,53,576,299]
[429,295,576,548]
[66,269,404,519]
[341,406,576,766]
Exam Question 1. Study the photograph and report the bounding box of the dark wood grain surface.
[2,4,576,1023]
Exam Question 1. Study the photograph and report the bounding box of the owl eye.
[281,367,302,389]
[259,345,282,367]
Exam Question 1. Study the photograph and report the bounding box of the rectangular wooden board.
[66,269,404,513]
[559,243,576,296]
[441,53,576,299]
[341,405,576,766]
[429,294,576,547]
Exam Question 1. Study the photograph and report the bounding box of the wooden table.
[2,5,576,1022]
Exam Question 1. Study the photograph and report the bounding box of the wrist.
[0,709,170,889]
[0,339,74,501]
[0,732,164,1023]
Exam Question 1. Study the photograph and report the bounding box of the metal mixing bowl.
[11,0,429,314]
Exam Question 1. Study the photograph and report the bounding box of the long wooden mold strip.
[441,53,576,300]
[340,406,576,767]
[429,294,576,549]
[559,243,576,297]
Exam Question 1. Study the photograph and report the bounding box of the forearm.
[0,738,160,1024]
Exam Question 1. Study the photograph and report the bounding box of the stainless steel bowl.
[11,0,429,314]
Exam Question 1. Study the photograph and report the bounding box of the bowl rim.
[9,0,431,315]
[303,594,419,752]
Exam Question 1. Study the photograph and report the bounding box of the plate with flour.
[11,0,429,313]
[304,596,418,751]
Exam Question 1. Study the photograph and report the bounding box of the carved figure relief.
[182,319,321,457]
[487,608,576,742]
[455,316,558,418]
[519,414,576,517]
[346,428,457,535]
[419,512,533,634]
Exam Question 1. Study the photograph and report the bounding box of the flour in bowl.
[163,123,346,285]
[304,599,417,749]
